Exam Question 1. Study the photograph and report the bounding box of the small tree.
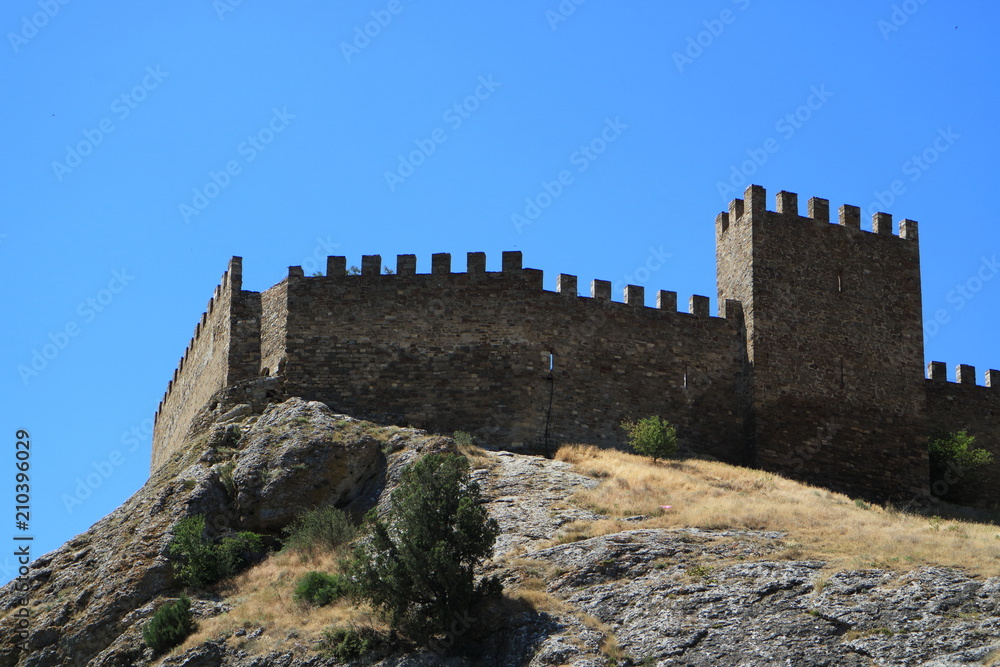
[929,430,994,501]
[168,515,263,588]
[143,594,196,655]
[621,416,678,463]
[168,516,220,589]
[350,453,501,643]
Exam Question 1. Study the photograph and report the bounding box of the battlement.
[154,257,243,425]
[281,251,735,323]
[150,257,263,472]
[717,185,918,241]
[927,361,1000,388]
[316,250,526,277]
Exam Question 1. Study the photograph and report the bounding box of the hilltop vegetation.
[2,396,999,665]
[161,443,1000,665]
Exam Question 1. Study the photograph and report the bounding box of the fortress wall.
[152,258,250,472]
[718,187,928,500]
[259,279,289,376]
[231,287,262,383]
[924,365,1000,503]
[274,252,747,460]
[146,184,998,501]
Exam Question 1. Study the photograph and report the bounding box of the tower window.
[837,270,844,293]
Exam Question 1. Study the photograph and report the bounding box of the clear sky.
[2,1,998,583]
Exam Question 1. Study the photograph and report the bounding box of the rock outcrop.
[230,399,382,531]
[1,396,998,666]
[0,397,410,666]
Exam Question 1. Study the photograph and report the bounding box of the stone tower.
[716,185,929,499]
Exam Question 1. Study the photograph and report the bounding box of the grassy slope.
[160,445,1000,662]
[555,444,1000,577]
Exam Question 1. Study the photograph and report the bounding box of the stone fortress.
[151,185,999,503]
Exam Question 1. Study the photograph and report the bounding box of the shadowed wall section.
[925,364,1000,501]
[718,186,929,500]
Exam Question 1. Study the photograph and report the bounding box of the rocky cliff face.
[1,394,998,666]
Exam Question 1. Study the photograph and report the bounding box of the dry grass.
[173,549,383,657]
[513,588,571,616]
[511,587,621,663]
[459,443,497,470]
[555,444,1000,577]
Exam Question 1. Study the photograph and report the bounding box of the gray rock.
[481,453,602,556]
[232,398,382,531]
[3,412,999,667]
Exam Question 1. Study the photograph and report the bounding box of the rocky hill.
[1,389,999,666]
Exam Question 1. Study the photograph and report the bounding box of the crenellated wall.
[148,184,998,505]
[925,362,1000,502]
[259,279,288,377]
[268,251,747,460]
[151,258,261,471]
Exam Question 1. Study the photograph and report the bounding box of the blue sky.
[2,1,997,582]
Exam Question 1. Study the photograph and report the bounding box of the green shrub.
[294,571,350,606]
[621,416,678,463]
[142,595,196,655]
[453,431,474,447]
[350,453,501,642]
[169,517,220,589]
[217,531,264,579]
[282,506,356,554]
[929,430,994,501]
[168,515,264,588]
[318,627,378,661]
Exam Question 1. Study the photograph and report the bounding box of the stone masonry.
[151,185,999,502]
